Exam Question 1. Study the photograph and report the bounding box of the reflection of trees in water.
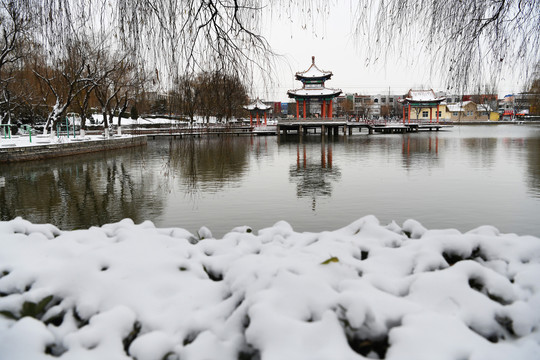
[461,137,497,169]
[525,137,540,198]
[401,136,441,169]
[288,141,341,211]
[0,147,163,229]
[164,136,250,196]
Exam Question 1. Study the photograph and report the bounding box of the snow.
[404,89,446,103]
[244,98,272,111]
[295,57,333,79]
[1,216,540,359]
[0,134,134,149]
[91,115,238,126]
[287,87,342,97]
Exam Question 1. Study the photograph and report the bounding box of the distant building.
[498,93,535,119]
[447,101,496,121]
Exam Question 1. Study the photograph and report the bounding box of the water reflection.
[461,137,498,169]
[163,136,250,195]
[526,137,540,198]
[287,138,341,211]
[1,125,539,237]
[0,147,165,229]
[401,136,441,169]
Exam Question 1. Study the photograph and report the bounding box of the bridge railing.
[277,117,348,124]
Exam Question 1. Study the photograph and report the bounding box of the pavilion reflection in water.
[289,139,341,211]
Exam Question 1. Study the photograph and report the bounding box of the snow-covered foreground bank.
[1,217,539,360]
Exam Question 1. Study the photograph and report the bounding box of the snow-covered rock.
[1,216,539,359]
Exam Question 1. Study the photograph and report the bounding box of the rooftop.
[295,56,333,80]
[244,98,272,111]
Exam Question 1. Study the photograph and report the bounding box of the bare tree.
[353,0,539,91]
[529,64,540,115]
[174,74,200,125]
[33,40,94,135]
[0,0,31,125]
[93,51,136,137]
[29,0,274,90]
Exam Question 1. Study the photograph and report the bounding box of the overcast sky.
[256,1,521,102]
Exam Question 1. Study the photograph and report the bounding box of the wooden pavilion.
[287,56,342,119]
[399,89,446,124]
[244,98,272,126]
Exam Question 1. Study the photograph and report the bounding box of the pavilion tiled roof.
[295,56,333,79]
[287,88,342,97]
[243,98,271,111]
[400,89,446,103]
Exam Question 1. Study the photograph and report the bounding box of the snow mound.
[1,217,540,360]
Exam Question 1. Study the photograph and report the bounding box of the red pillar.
[303,100,306,120]
[296,101,299,119]
[436,104,440,124]
[264,111,267,126]
[320,102,324,117]
[329,100,333,119]
[408,104,411,124]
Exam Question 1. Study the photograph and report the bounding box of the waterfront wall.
[0,136,147,163]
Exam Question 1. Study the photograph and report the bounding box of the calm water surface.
[1,125,539,237]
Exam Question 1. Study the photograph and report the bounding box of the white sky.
[256,1,521,102]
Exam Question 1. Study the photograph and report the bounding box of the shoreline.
[0,135,147,163]
[1,121,538,163]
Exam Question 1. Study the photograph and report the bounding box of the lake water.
[1,124,539,237]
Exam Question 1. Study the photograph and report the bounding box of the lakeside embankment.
[0,135,147,163]
[1,121,538,163]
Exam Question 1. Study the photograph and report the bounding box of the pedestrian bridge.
[276,117,451,135]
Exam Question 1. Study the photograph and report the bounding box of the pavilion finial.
[312,56,315,65]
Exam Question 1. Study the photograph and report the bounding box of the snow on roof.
[287,88,342,98]
[403,89,446,103]
[243,98,272,111]
[447,104,463,112]
[1,216,540,359]
[447,101,493,113]
[296,56,333,79]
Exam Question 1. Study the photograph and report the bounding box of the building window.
[389,98,394,103]
[374,99,379,103]
[381,98,386,103]
[422,111,428,117]
[453,112,458,116]
[438,111,442,117]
